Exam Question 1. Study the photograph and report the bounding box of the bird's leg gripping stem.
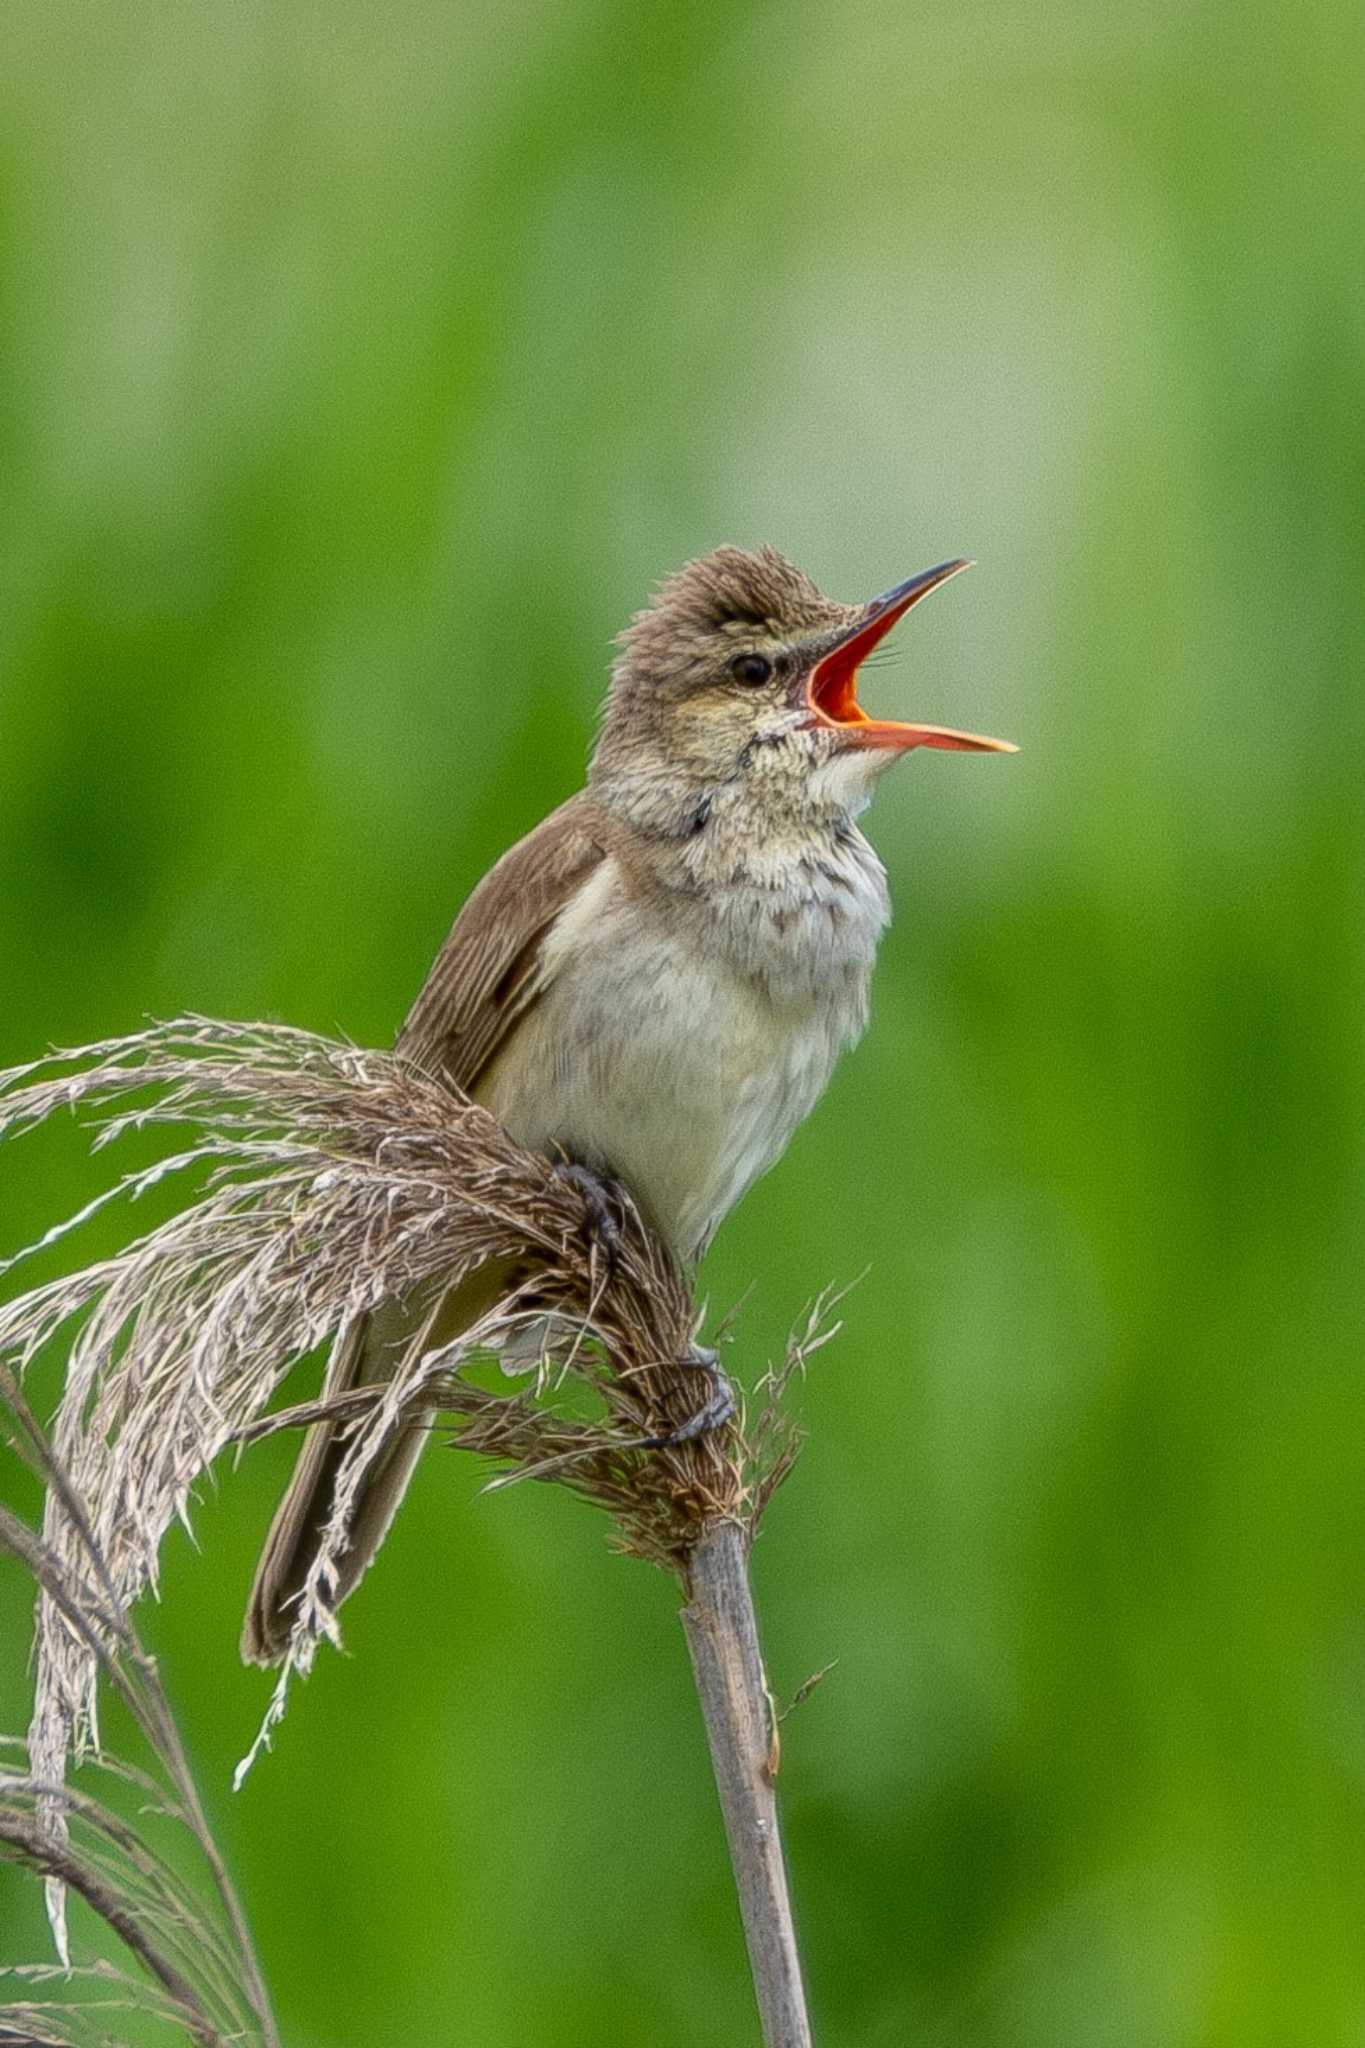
[553,1157,627,1276]
[642,1345,735,1449]
[551,1157,733,1446]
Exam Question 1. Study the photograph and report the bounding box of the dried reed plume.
[1,1018,832,2043]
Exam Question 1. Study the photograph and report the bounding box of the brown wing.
[397,789,608,1092]
[241,788,609,1663]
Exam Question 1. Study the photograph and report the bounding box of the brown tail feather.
[240,1307,422,1664]
[241,1264,513,1665]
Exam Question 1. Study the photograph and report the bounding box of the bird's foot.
[641,1345,736,1449]
[553,1158,627,1277]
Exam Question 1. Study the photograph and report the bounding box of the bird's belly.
[480,941,850,1261]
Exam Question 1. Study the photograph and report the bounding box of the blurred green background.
[3,1,1364,2042]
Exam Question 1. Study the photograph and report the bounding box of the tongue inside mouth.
[809,646,871,727]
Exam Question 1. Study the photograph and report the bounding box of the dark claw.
[641,1345,736,1449]
[553,1159,626,1276]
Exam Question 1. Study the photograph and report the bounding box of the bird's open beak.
[805,559,1017,754]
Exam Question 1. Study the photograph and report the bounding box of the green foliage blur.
[3,1,1363,2041]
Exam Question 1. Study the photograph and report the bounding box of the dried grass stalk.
[0,1017,830,2044]
[0,1368,278,2047]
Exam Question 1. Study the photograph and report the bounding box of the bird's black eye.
[731,652,773,686]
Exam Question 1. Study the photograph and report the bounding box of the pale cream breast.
[480,832,887,1262]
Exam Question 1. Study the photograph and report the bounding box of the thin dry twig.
[682,1522,812,2047]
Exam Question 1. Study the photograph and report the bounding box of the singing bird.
[243,546,1013,1662]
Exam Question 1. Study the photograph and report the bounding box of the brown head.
[591,544,1013,831]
